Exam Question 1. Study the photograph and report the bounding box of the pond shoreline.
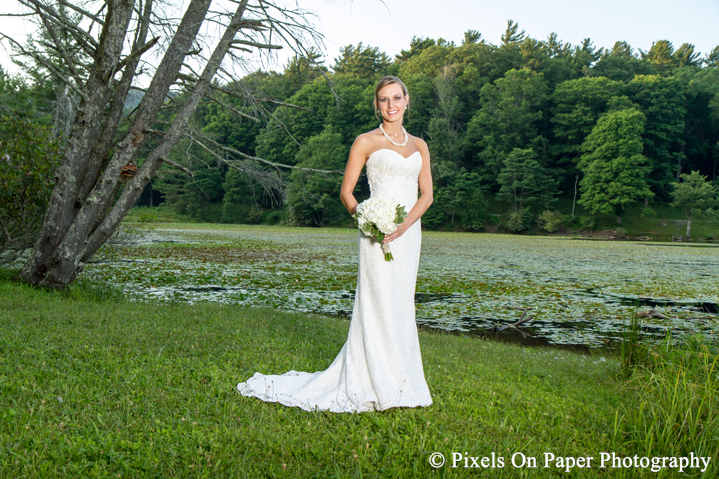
[63,223,719,349]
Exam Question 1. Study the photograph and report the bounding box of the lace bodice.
[366,149,422,211]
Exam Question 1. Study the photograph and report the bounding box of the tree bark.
[80,0,251,267]
[20,0,216,287]
[20,0,137,286]
[12,0,323,288]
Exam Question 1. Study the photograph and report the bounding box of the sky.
[2,0,718,75]
[289,0,719,68]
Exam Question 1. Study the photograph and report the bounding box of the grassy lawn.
[0,276,642,478]
[123,200,719,243]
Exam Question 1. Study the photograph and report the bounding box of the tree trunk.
[20,0,138,287]
[13,0,314,289]
[686,209,692,237]
[571,174,578,220]
[616,216,622,225]
[19,0,229,288]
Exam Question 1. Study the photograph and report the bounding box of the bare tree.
[1,0,327,288]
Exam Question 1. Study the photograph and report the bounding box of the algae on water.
[85,225,719,348]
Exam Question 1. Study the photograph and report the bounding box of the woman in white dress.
[237,76,434,412]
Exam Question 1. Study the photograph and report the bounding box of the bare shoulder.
[352,130,379,147]
[351,130,382,157]
[411,136,430,157]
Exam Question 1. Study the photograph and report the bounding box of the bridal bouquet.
[353,196,408,261]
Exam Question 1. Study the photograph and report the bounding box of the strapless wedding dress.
[237,148,432,412]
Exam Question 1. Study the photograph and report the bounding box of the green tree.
[287,126,348,226]
[641,40,677,75]
[466,68,548,187]
[592,42,657,82]
[153,158,226,222]
[280,48,327,98]
[578,109,654,224]
[6,0,324,288]
[496,148,555,213]
[672,67,719,180]
[0,116,63,259]
[453,63,489,125]
[397,42,454,79]
[254,79,336,165]
[491,20,525,76]
[627,75,687,197]
[221,168,278,224]
[395,37,436,63]
[670,171,718,237]
[463,30,483,46]
[437,168,487,229]
[427,66,464,166]
[400,73,435,139]
[324,76,376,143]
[551,77,624,187]
[333,43,391,77]
[705,46,719,69]
[641,41,701,75]
[460,184,489,231]
[674,43,702,68]
[0,66,53,121]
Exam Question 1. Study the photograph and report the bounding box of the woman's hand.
[382,221,408,243]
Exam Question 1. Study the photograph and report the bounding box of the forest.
[3,21,719,235]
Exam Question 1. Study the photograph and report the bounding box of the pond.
[85,224,719,348]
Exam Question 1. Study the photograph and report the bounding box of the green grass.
[123,205,195,224]
[581,202,719,240]
[123,204,290,227]
[482,197,719,240]
[126,199,719,242]
[616,333,719,476]
[0,278,641,478]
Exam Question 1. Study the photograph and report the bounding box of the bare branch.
[0,32,87,101]
[18,0,99,49]
[57,0,105,25]
[112,36,159,76]
[37,11,82,80]
[228,45,252,53]
[208,83,312,112]
[231,39,282,50]
[190,130,344,174]
[159,157,194,177]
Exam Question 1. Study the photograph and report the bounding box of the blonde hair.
[374,76,410,123]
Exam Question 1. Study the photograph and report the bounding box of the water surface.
[86,225,719,348]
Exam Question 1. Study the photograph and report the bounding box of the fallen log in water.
[636,309,669,319]
[490,306,535,336]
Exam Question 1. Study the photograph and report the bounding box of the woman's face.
[376,83,408,123]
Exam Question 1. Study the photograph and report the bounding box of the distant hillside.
[123,88,144,115]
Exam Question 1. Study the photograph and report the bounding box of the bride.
[237,76,434,412]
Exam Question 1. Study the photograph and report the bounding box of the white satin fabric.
[237,148,432,412]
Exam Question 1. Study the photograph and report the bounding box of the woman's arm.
[340,135,371,215]
[383,139,433,243]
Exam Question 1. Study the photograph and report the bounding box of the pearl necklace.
[379,124,408,147]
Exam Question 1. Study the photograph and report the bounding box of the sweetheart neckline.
[368,148,421,161]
